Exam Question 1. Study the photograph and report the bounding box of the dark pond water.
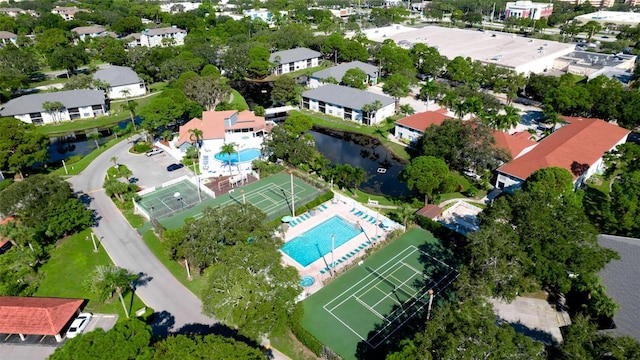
[47,117,140,163]
[310,128,416,198]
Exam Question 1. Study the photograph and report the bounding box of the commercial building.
[362,25,575,74]
[301,84,395,125]
[575,11,640,26]
[505,1,553,20]
[0,90,106,125]
[553,51,636,78]
[270,48,321,75]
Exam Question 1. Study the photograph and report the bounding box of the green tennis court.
[138,180,212,220]
[302,228,458,360]
[156,172,323,230]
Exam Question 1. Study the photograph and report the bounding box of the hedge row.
[293,191,334,216]
[289,303,323,356]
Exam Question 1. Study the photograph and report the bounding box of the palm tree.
[420,80,439,108]
[397,204,414,232]
[84,265,137,318]
[88,133,101,149]
[464,97,483,118]
[452,100,467,120]
[361,100,383,125]
[120,100,138,132]
[399,104,415,116]
[351,166,367,196]
[311,153,331,178]
[110,156,118,167]
[501,105,521,131]
[220,142,237,177]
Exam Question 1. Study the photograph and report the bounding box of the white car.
[66,312,92,339]
[146,148,163,156]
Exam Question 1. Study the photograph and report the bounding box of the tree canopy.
[0,117,49,177]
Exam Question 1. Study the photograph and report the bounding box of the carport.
[0,296,84,342]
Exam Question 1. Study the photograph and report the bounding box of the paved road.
[68,138,214,335]
[68,138,291,359]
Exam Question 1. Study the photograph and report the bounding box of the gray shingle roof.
[598,234,640,342]
[311,61,378,81]
[94,66,142,87]
[270,47,321,64]
[144,27,186,36]
[302,84,394,110]
[0,31,17,39]
[71,25,106,35]
[0,90,105,116]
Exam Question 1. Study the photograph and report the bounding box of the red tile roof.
[395,110,452,132]
[0,216,15,250]
[416,204,443,219]
[0,297,83,335]
[493,131,537,158]
[498,117,629,181]
[177,110,266,146]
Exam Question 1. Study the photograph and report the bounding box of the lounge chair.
[321,204,328,210]
[350,208,356,213]
[320,269,325,275]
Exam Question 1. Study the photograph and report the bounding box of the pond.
[47,117,140,163]
[310,128,416,198]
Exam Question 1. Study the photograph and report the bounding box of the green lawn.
[35,229,146,319]
[302,228,458,360]
[141,230,207,297]
[229,89,249,111]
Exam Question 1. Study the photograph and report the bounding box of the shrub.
[289,303,322,356]
[0,179,13,192]
[132,142,152,154]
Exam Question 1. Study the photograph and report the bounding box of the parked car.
[166,163,184,172]
[146,148,163,157]
[66,312,92,339]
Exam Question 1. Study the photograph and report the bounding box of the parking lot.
[116,141,190,190]
[0,314,118,360]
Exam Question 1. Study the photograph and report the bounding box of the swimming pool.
[214,148,261,163]
[281,216,362,267]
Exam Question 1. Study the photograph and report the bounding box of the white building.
[71,25,110,42]
[496,116,629,192]
[301,84,395,126]
[270,48,321,75]
[505,1,553,20]
[243,8,273,23]
[159,2,202,14]
[0,90,106,125]
[93,66,146,99]
[308,61,379,89]
[171,110,272,177]
[0,31,17,46]
[394,110,453,145]
[126,27,187,47]
[51,6,88,21]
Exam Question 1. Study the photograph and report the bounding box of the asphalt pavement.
[68,138,215,334]
[67,137,291,359]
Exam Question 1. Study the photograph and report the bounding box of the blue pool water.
[281,216,362,267]
[214,148,261,163]
[300,275,315,287]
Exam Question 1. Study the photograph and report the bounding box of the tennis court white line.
[323,245,457,345]
[355,296,385,319]
[369,285,402,309]
[324,246,418,312]
[402,261,424,276]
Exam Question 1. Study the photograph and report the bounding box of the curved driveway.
[68,138,214,334]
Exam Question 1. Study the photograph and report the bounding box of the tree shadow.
[498,319,555,345]
[148,310,176,338]
[132,272,153,289]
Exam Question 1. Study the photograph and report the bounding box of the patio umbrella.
[281,215,294,223]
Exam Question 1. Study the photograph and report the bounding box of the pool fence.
[332,192,404,232]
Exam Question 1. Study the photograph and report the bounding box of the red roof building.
[0,297,83,342]
[0,216,15,253]
[394,109,452,144]
[496,117,629,191]
[492,131,537,159]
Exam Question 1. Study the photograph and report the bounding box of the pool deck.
[282,200,393,297]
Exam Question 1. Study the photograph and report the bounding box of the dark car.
[166,163,184,172]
